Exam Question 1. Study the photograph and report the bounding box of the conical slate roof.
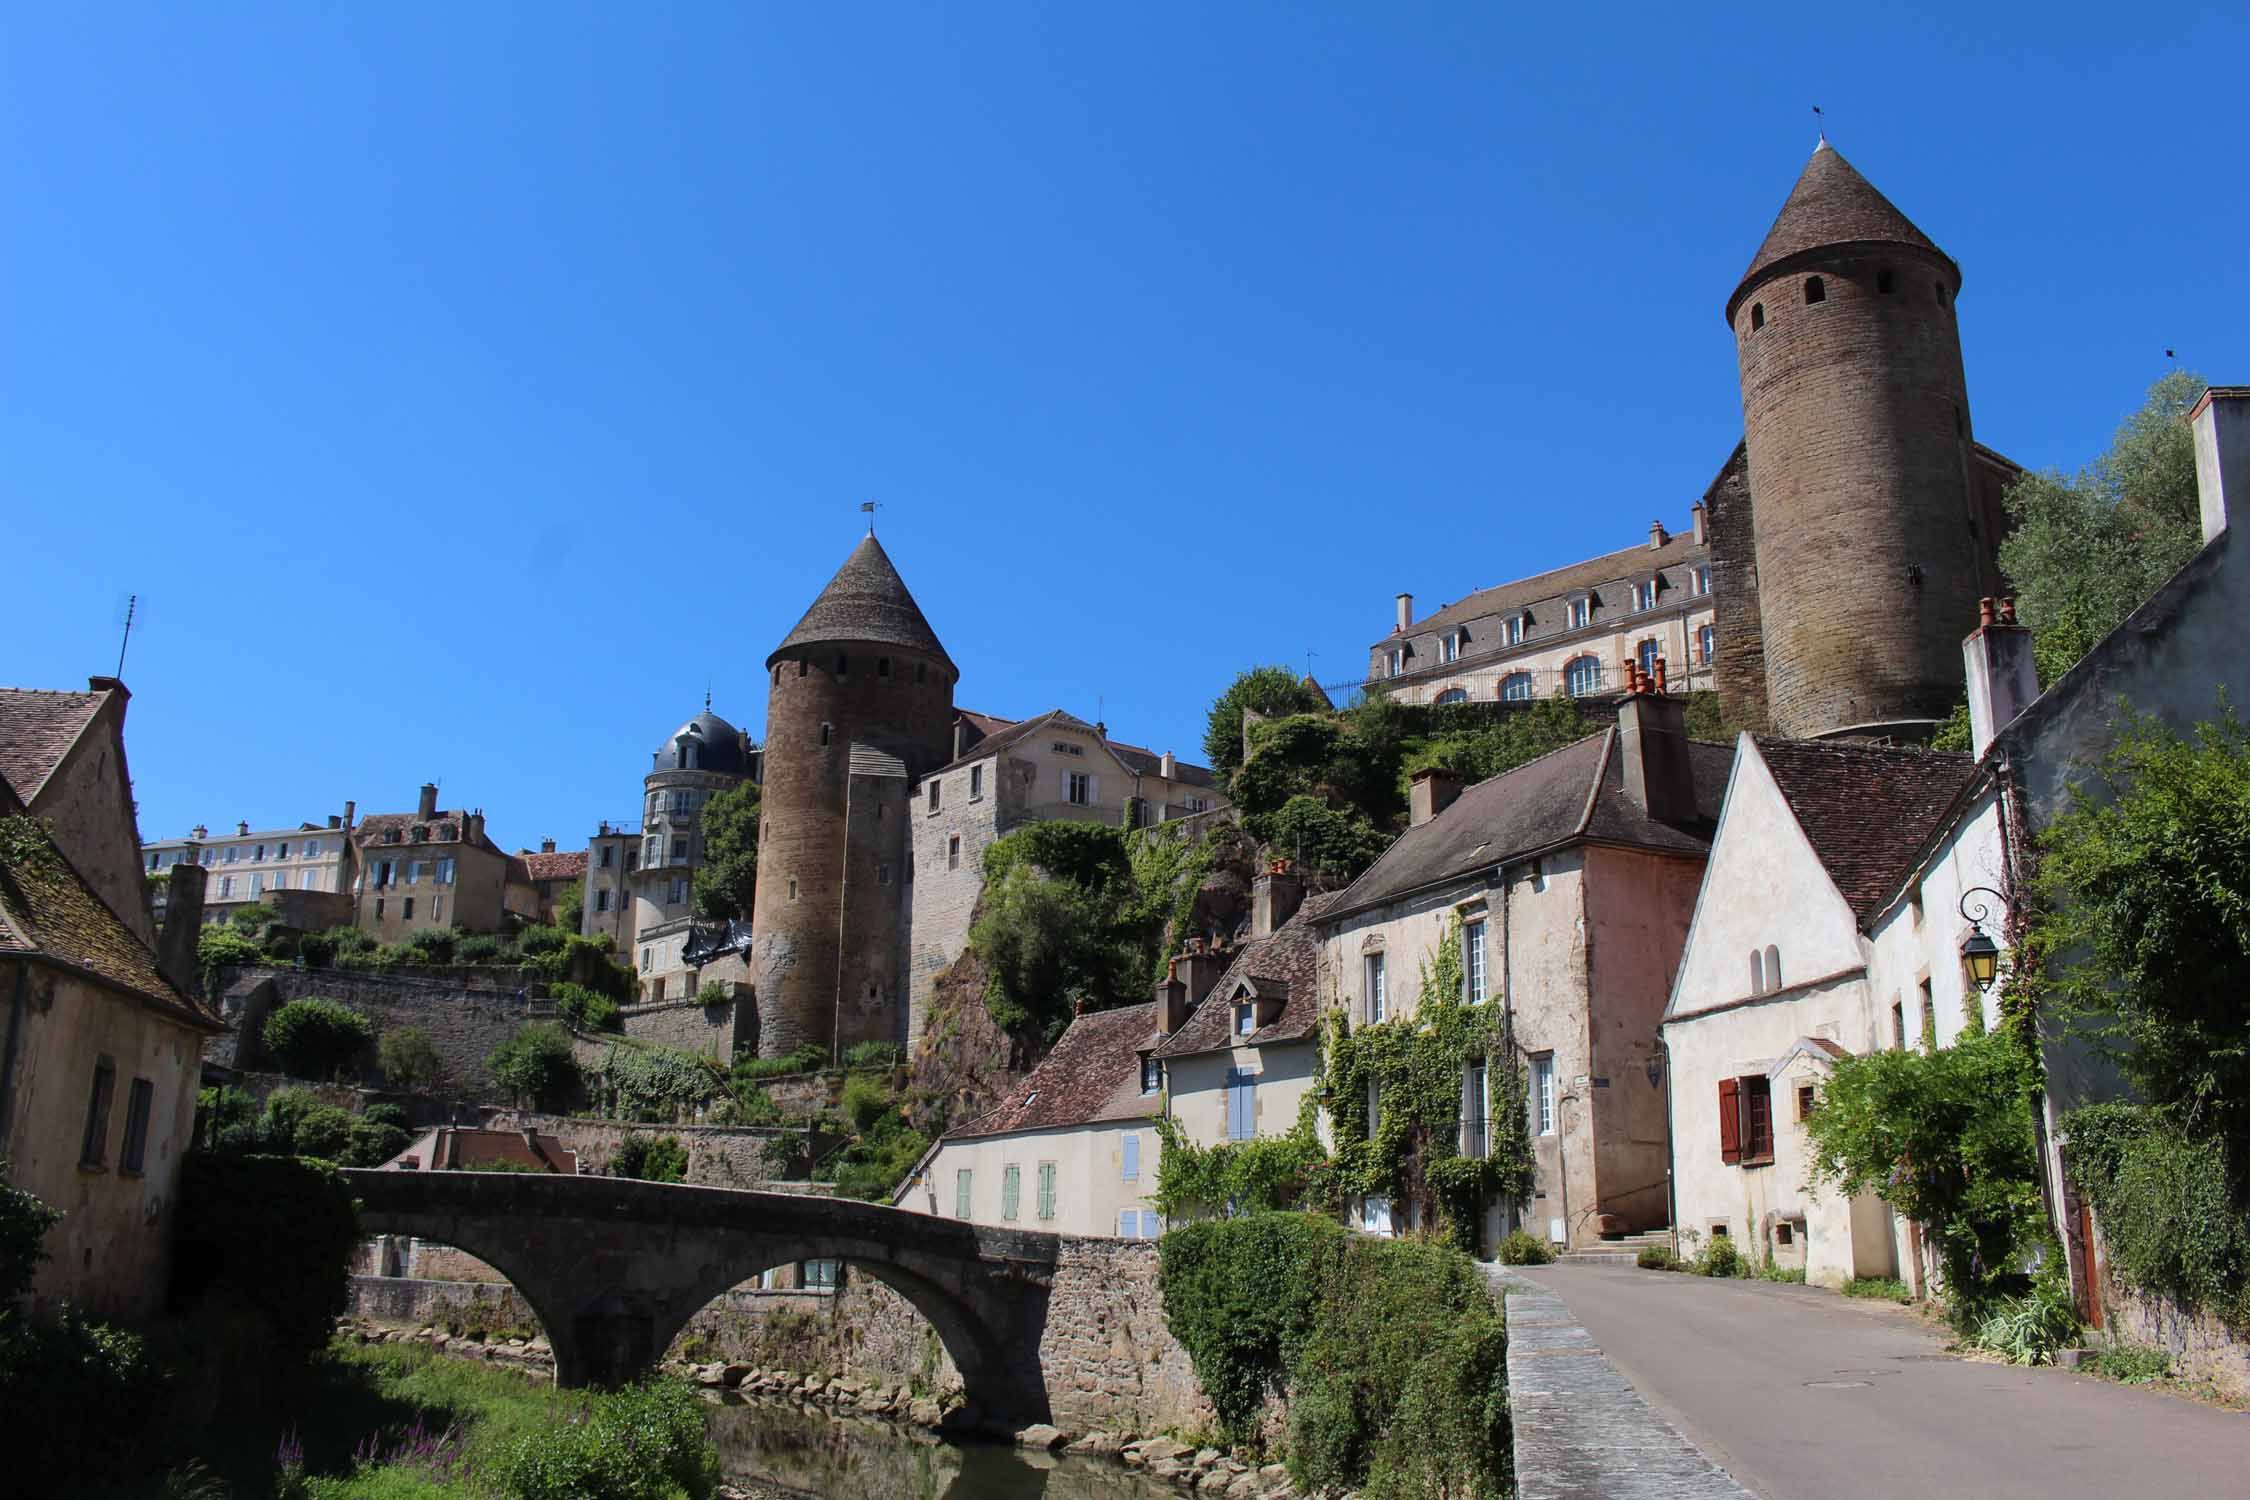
[1727,142,1955,318]
[767,534,955,674]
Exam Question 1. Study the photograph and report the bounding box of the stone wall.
[481,1110,828,1190]
[1702,444,1770,733]
[349,1274,545,1338]
[2099,1274,2250,1402]
[617,988,751,1060]
[674,1275,962,1396]
[1036,1237,1208,1435]
[209,963,548,1099]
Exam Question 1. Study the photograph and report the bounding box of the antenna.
[115,594,137,678]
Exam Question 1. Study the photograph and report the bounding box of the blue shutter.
[1141,1210,1162,1239]
[1122,1132,1140,1181]
[1118,1209,1134,1237]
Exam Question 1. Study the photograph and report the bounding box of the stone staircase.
[1560,1228,1675,1265]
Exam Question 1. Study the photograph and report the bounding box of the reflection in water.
[704,1394,1178,1500]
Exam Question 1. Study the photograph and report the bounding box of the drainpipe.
[0,962,27,1154]
[1498,868,1516,1240]
[1661,1030,1678,1245]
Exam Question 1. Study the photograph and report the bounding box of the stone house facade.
[906,708,1223,1047]
[507,843,586,929]
[143,807,359,923]
[351,783,512,939]
[1315,685,1729,1251]
[0,677,226,1323]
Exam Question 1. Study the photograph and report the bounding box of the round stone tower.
[1728,142,1991,740]
[751,534,955,1057]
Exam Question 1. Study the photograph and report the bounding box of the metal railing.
[1459,1117,1489,1159]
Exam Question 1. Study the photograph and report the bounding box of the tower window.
[1954,404,1965,438]
[878,657,890,677]
[788,875,799,901]
[1876,268,1895,294]
[1934,281,1948,304]
[1750,303,1765,331]
[836,654,848,676]
[820,723,832,746]
[798,661,808,677]
[774,666,782,686]
[916,663,926,684]
[1804,276,1825,305]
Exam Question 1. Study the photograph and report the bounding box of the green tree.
[693,780,762,922]
[0,1158,61,1305]
[971,863,1141,1039]
[553,877,585,933]
[1204,665,1331,778]
[489,1023,581,1110]
[1999,370,2208,682]
[262,997,374,1077]
[377,1025,445,1093]
[1398,695,1592,790]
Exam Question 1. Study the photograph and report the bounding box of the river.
[705,1393,1184,1500]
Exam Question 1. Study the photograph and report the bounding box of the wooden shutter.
[1122,1132,1140,1181]
[1718,1077,1742,1164]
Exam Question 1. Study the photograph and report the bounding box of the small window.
[1530,857,1548,893]
[1699,624,1716,665]
[954,1169,972,1219]
[928,781,941,812]
[788,875,800,901]
[1001,1164,1021,1221]
[1764,944,1781,989]
[1066,771,1092,806]
[1364,952,1387,1023]
[970,765,983,798]
[802,1258,840,1289]
[1893,999,1908,1050]
[1434,688,1468,705]
[1750,949,1765,995]
[1804,276,1825,304]
[1122,1130,1141,1179]
[1920,977,1937,1048]
[1462,918,1487,1002]
[1876,268,1895,295]
[1797,1083,1818,1120]
[1140,1058,1161,1095]
[835,654,848,676]
[798,660,808,677]
[947,835,961,871]
[1776,1220,1795,1246]
[120,1078,155,1174]
[596,889,611,912]
[1566,598,1591,629]
[1036,1161,1057,1220]
[1632,581,1657,612]
[1563,655,1602,696]
[878,861,892,886]
[1750,302,1765,330]
[1502,615,1525,645]
[878,657,890,677]
[80,1056,117,1167]
[402,896,415,920]
[774,666,782,686]
[1236,1002,1256,1036]
[1637,638,1660,678]
[1531,1055,1556,1135]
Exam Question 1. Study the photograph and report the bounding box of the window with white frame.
[1633,581,1657,611]
[1637,638,1661,678]
[1567,597,1590,629]
[928,781,941,812]
[1699,624,1716,664]
[970,765,983,798]
[1435,688,1468,705]
[1066,771,1092,805]
[1532,1054,1556,1135]
[1140,1057,1161,1094]
[1386,648,1405,678]
[1364,952,1387,1022]
[1236,1002,1256,1036]
[1692,566,1711,596]
[954,1169,972,1218]
[1564,656,1602,696]
[1502,615,1525,645]
[1463,918,1487,1002]
[1500,673,1534,701]
[947,834,961,870]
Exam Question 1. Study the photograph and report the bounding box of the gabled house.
[1315,677,1731,1251]
[1660,738,1979,1287]
[0,678,224,1322]
[896,998,1166,1238]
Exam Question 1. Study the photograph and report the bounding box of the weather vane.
[861,500,880,535]
[1812,105,1825,143]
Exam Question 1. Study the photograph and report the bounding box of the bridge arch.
[344,1170,1059,1425]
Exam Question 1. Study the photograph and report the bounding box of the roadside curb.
[1492,1267,1753,1500]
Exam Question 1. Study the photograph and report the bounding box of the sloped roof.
[1729,142,1955,318]
[515,850,586,883]
[1153,893,1339,1060]
[1398,530,1708,644]
[947,1000,1161,1140]
[0,687,107,804]
[355,810,503,855]
[769,534,955,675]
[925,708,1217,788]
[652,708,754,775]
[1753,737,1978,922]
[0,814,221,1030]
[1328,729,1732,919]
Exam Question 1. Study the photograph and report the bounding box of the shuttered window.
[1718,1077,1742,1164]
[1118,1209,1136,1237]
[1718,1075,1775,1166]
[1037,1162,1056,1220]
[1121,1132,1140,1181]
[1226,1069,1256,1141]
[1001,1164,1021,1221]
[954,1169,971,1219]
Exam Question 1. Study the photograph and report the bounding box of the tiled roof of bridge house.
[0,687,109,803]
[946,1000,1161,1140]
[1753,737,1978,922]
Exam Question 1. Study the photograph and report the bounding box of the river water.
[705,1394,1182,1500]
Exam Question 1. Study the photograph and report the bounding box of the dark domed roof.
[1727,142,1956,320]
[767,535,955,675]
[653,709,752,775]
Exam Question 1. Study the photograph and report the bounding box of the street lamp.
[1957,886,2005,990]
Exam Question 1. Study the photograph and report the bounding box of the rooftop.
[926,707,1217,787]
[1729,141,1955,319]
[514,850,587,884]
[1388,528,1708,648]
[1753,737,1979,922]
[946,1000,1162,1140]
[1152,893,1339,1060]
[769,534,956,676]
[0,685,109,805]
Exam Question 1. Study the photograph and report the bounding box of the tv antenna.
[116,594,138,678]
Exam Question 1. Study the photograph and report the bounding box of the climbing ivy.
[1322,917,1534,1254]
[592,1040,722,1123]
[1152,1091,1329,1220]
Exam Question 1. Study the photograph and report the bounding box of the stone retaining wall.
[2099,1272,2250,1401]
[618,990,750,1060]
[211,964,548,1100]
[349,1275,545,1339]
[481,1110,827,1189]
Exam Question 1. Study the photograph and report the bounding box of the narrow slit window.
[1876,268,1895,294]
[1804,276,1825,304]
[1750,303,1765,331]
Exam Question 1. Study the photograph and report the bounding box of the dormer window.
[1567,598,1591,629]
[1236,1003,1256,1036]
[1502,615,1525,646]
[1439,628,1468,664]
[1691,566,1711,597]
[1141,1058,1162,1095]
[1632,581,1658,612]
[1386,647,1405,678]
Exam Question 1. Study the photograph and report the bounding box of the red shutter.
[1717,1077,1742,1164]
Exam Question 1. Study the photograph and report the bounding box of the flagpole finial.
[1812,104,1826,144]
[860,500,880,535]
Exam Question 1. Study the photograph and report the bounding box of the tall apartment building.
[350,783,512,939]
[142,806,358,927]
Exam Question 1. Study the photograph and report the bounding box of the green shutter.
[955,1169,971,1218]
[1002,1164,1020,1221]
[1038,1162,1056,1220]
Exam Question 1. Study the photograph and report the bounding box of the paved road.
[1514,1264,2249,1500]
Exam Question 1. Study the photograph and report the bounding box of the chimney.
[156,862,207,995]
[418,783,439,820]
[2191,386,2250,545]
[952,719,969,759]
[598,820,610,837]
[540,838,556,854]
[343,800,356,829]
[1156,965,1191,1035]
[326,815,340,829]
[191,824,208,840]
[1617,660,1695,823]
[1649,519,1667,549]
[1964,597,2040,758]
[236,820,249,837]
[466,811,485,844]
[1691,501,1707,547]
[1251,860,1306,938]
[1172,939,1230,1005]
[1409,767,1464,827]
[1395,592,1413,634]
[1160,750,1177,780]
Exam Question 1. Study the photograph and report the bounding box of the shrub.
[456,932,505,964]
[347,1116,412,1167]
[401,925,461,963]
[378,1026,445,1093]
[612,1133,690,1184]
[172,1153,359,1369]
[363,1102,408,1129]
[595,1042,720,1122]
[198,922,264,975]
[290,1102,359,1160]
[516,924,570,956]
[487,1024,580,1110]
[551,982,622,1033]
[696,980,730,1007]
[842,1039,901,1069]
[1637,1244,1681,1271]
[732,1044,828,1082]
[486,1375,719,1500]
[1973,1278,2079,1365]
[195,1084,261,1151]
[2088,1341,2170,1385]
[2063,1102,2250,1329]
[1,1159,62,1303]
[228,902,281,931]
[839,1073,893,1133]
[0,1304,154,1492]
[726,1088,781,1126]
[1498,1229,1555,1266]
[1160,1213,1345,1443]
[263,997,374,1078]
[1690,1235,1745,1278]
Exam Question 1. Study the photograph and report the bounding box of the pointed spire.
[767,534,955,675]
[1727,142,1957,320]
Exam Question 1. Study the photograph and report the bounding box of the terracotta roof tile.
[1153,893,1340,1060]
[515,850,587,883]
[947,1001,1161,1139]
[0,814,221,1029]
[0,688,106,804]
[769,534,955,675]
[355,810,501,855]
[1753,737,1978,922]
[927,707,1216,787]
[1393,532,1709,647]
[1729,142,1953,318]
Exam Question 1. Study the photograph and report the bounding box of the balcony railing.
[1459,1117,1489,1159]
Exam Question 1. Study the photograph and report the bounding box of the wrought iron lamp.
[1957,886,2005,989]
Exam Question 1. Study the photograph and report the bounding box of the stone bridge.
[344,1169,1069,1424]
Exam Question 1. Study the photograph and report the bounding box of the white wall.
[1863,789,2007,1050]
[902,1118,1159,1239]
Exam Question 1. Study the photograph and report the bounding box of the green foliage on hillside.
[1204,665,1333,777]
[551,981,623,1033]
[263,997,375,1078]
[592,1040,722,1123]
[378,1025,445,1092]
[612,1132,691,1184]
[487,1023,580,1110]
[971,823,1150,1041]
[693,779,762,923]
[2000,370,2209,683]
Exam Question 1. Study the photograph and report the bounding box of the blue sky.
[7,4,2245,853]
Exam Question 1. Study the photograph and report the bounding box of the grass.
[1842,1276,1913,1303]
[2085,1341,2171,1386]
